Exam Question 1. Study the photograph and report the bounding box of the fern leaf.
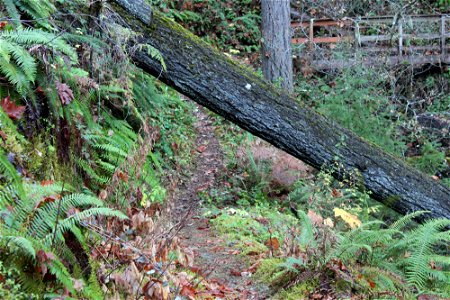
[295,210,315,248]
[2,0,22,28]
[0,235,36,260]
[389,210,429,231]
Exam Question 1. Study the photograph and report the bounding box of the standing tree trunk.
[261,0,294,92]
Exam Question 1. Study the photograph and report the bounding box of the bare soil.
[175,104,270,299]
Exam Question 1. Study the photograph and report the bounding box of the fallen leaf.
[1,96,26,120]
[264,237,280,251]
[331,188,342,198]
[180,285,196,299]
[197,145,207,153]
[246,261,261,273]
[117,171,129,182]
[36,250,56,276]
[55,81,74,105]
[35,195,60,209]
[307,210,323,226]
[363,278,376,289]
[41,180,54,186]
[0,130,7,141]
[324,218,334,228]
[98,190,108,200]
[230,269,241,276]
[333,208,361,229]
[0,21,8,29]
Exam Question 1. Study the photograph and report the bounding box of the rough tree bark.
[108,0,450,221]
[261,0,294,92]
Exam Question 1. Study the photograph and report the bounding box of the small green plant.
[154,0,261,54]
[408,142,447,175]
[0,163,126,296]
[297,66,406,156]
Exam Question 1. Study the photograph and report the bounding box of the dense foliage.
[0,0,448,299]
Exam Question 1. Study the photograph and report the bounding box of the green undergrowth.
[153,0,261,55]
[202,120,450,299]
[296,65,449,184]
[0,0,196,296]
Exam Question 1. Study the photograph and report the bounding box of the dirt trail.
[175,104,270,299]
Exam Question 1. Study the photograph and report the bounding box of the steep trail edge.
[173,103,269,299]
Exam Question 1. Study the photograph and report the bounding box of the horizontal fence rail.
[291,14,450,69]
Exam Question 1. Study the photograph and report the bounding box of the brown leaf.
[34,195,60,209]
[117,171,129,182]
[180,285,196,299]
[1,96,26,120]
[307,210,324,226]
[0,130,7,141]
[36,250,56,276]
[98,190,108,200]
[331,188,342,198]
[230,269,241,276]
[0,21,8,29]
[264,237,280,251]
[55,81,74,105]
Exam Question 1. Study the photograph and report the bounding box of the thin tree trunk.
[108,0,450,222]
[261,0,294,92]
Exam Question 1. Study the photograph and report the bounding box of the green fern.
[329,214,450,294]
[294,209,316,248]
[13,0,55,29]
[2,0,22,28]
[2,28,78,63]
[0,181,127,296]
[0,28,77,94]
[76,112,138,189]
[392,218,450,289]
[1,0,55,29]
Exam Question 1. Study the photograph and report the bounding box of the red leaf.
[0,21,7,29]
[55,81,74,105]
[196,145,207,153]
[41,180,54,186]
[36,86,45,94]
[367,279,376,289]
[1,96,26,120]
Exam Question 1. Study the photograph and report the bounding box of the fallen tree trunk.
[108,0,450,221]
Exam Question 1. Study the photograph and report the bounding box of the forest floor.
[172,104,270,299]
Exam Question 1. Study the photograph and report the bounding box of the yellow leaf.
[333,208,361,229]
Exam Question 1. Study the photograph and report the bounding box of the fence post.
[354,20,361,48]
[441,15,446,57]
[398,20,403,57]
[309,18,314,51]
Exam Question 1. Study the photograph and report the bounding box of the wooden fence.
[290,14,450,68]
